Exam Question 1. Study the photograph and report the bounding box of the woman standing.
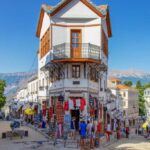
[125,126,129,138]
[70,118,76,139]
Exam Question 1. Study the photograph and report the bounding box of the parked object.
[10,120,21,130]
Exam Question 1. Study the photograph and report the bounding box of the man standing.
[125,126,129,138]
[106,121,112,142]
[79,120,87,149]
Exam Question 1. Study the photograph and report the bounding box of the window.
[90,67,98,82]
[123,92,126,97]
[40,28,50,58]
[123,101,126,106]
[72,65,80,78]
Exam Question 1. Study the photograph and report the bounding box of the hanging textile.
[49,107,53,118]
[76,99,80,107]
[69,99,74,110]
[80,98,86,111]
[64,101,69,111]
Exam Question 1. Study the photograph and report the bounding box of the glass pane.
[76,72,80,78]
[72,32,75,37]
[72,39,75,43]
[76,33,79,37]
[72,44,75,48]
[76,43,79,48]
[76,38,79,43]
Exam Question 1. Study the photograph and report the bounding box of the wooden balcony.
[52,43,102,64]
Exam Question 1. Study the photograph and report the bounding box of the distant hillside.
[0,72,34,101]
[109,70,150,85]
[1,69,150,101]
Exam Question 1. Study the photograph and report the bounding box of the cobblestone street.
[1,121,150,150]
[106,136,150,150]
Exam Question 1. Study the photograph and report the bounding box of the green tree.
[136,80,146,116]
[144,82,150,89]
[0,80,6,110]
[123,81,133,87]
[136,80,142,89]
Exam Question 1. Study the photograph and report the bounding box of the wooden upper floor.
[36,0,112,63]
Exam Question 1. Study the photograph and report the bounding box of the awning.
[24,108,35,115]
[142,121,148,130]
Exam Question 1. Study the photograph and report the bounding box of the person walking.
[70,118,76,139]
[79,120,87,150]
[106,121,112,142]
[125,126,129,138]
[96,121,102,147]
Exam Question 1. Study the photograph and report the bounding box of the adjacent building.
[144,88,150,118]
[16,86,28,102]
[108,77,139,126]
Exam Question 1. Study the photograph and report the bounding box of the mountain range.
[1,69,150,101]
[109,69,150,85]
[0,72,34,101]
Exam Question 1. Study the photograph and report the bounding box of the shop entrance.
[71,109,80,130]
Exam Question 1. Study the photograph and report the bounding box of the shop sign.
[73,81,80,85]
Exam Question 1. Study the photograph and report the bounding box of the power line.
[28,53,37,73]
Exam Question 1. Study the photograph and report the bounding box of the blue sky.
[0,0,150,73]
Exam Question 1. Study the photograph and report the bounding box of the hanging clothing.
[64,101,69,111]
[69,99,74,110]
[58,123,62,137]
[97,122,101,133]
[49,107,53,118]
[80,98,86,111]
[76,99,81,107]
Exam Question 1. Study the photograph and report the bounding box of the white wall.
[53,0,99,20]
[52,26,68,46]
[83,26,101,46]
[16,88,28,102]
[27,78,38,103]
[40,12,50,39]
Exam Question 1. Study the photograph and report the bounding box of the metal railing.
[53,43,101,60]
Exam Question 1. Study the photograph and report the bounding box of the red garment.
[64,101,69,111]
[49,107,53,118]
[97,122,101,132]
[80,98,86,111]
[42,109,46,116]
[72,98,76,106]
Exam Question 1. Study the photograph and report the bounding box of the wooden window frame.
[72,65,80,78]
[40,28,50,59]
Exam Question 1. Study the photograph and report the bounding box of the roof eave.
[106,8,112,38]
[49,0,104,18]
[36,8,45,38]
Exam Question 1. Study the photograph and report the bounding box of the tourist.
[106,121,112,142]
[79,120,87,149]
[125,126,129,138]
[87,120,95,148]
[70,117,76,139]
[96,121,102,147]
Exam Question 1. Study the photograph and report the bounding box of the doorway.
[71,109,80,130]
[71,30,82,58]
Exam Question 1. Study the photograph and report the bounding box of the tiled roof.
[109,77,121,82]
[116,84,137,91]
[42,0,108,17]
[41,4,53,14]
[117,84,130,90]
[96,5,108,15]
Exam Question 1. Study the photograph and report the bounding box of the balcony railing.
[53,43,101,60]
